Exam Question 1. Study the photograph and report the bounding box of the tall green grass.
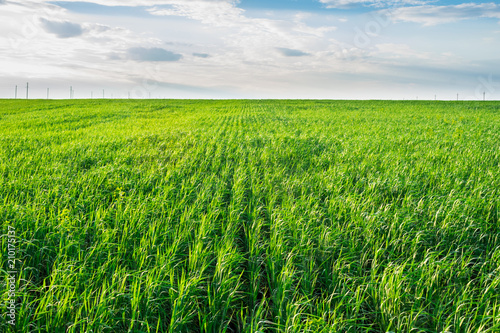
[1,99,499,332]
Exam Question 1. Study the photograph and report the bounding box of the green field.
[1,99,499,332]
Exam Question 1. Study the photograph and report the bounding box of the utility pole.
[26,82,29,99]
[457,93,459,101]
[15,85,17,99]
[70,86,73,99]
[483,92,486,101]
[103,89,105,99]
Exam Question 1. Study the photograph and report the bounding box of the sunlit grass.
[1,99,499,332]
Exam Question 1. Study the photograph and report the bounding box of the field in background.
[1,99,499,332]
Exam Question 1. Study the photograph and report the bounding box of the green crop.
[1,99,499,332]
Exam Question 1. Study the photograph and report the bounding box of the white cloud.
[26,0,238,6]
[140,0,340,73]
[386,3,500,26]
[147,1,244,27]
[318,0,430,9]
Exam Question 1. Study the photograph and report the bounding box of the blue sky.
[1,0,499,99]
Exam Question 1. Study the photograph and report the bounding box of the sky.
[1,0,499,99]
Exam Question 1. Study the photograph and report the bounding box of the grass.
[1,99,499,332]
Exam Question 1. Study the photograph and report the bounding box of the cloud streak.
[127,47,182,62]
[318,0,430,9]
[193,53,210,58]
[387,3,500,26]
[40,18,83,38]
[277,47,310,57]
